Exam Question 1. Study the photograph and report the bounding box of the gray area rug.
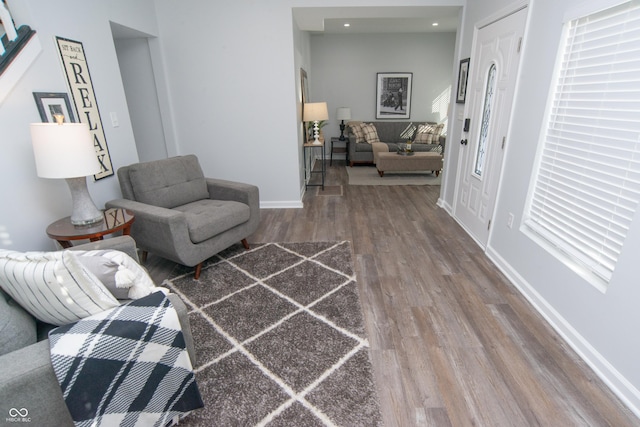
[346,165,441,185]
[164,241,383,426]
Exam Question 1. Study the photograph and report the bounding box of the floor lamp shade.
[30,122,103,225]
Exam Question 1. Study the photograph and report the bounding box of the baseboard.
[486,245,640,419]
[437,197,453,214]
[259,200,303,209]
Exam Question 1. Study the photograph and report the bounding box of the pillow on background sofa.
[0,250,119,326]
[400,122,417,140]
[349,122,366,143]
[414,123,444,144]
[361,123,381,144]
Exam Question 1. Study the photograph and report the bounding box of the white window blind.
[525,0,640,284]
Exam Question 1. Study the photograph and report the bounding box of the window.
[524,0,640,287]
[475,64,497,177]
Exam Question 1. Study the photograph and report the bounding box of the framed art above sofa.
[376,72,412,119]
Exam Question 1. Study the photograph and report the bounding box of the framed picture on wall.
[32,92,76,123]
[376,72,412,119]
[456,58,470,104]
[300,68,310,143]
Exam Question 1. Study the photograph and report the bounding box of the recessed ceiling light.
[432,22,439,26]
[344,23,350,27]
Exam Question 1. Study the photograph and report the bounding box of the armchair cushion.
[175,199,251,243]
[127,155,209,208]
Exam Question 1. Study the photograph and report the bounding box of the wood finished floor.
[146,160,639,427]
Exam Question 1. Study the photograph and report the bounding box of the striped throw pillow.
[361,123,381,144]
[400,123,417,140]
[0,250,119,326]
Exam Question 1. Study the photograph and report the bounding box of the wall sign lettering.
[55,36,113,179]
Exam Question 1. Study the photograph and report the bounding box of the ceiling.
[293,6,461,34]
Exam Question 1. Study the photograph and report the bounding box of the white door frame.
[452,1,529,249]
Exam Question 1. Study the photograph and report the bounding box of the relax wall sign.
[56,36,113,180]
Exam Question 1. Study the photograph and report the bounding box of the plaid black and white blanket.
[49,291,203,427]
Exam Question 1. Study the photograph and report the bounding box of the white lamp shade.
[336,107,351,121]
[303,102,329,122]
[30,123,101,178]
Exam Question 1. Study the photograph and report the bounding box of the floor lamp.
[30,117,103,226]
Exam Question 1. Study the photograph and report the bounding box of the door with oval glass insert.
[454,7,527,246]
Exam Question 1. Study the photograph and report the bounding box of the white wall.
[114,36,168,163]
[152,1,303,208]
[309,32,456,147]
[454,0,640,415]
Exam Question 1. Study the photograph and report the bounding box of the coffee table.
[376,151,443,177]
[46,208,135,248]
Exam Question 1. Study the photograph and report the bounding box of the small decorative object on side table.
[46,208,135,248]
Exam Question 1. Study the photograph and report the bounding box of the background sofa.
[0,236,195,426]
[347,121,446,166]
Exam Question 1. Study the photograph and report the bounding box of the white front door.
[454,8,527,246]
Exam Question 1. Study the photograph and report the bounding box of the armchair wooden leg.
[194,262,203,280]
[241,238,250,250]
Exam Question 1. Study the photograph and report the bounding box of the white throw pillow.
[0,250,119,326]
[74,249,164,300]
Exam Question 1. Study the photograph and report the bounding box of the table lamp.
[303,102,328,145]
[336,107,351,141]
[30,116,103,226]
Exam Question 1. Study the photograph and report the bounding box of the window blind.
[525,0,640,283]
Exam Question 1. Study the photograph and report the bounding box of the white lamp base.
[312,120,322,144]
[65,177,103,226]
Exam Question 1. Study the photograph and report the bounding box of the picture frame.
[376,72,412,119]
[300,68,310,143]
[32,92,76,123]
[456,58,470,104]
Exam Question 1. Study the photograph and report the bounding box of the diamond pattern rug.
[164,241,383,426]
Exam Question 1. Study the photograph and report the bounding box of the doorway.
[111,23,168,163]
[453,7,527,247]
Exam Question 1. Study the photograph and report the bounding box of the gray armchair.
[0,236,195,427]
[106,155,260,279]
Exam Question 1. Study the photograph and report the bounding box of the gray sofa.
[0,236,195,426]
[348,121,446,166]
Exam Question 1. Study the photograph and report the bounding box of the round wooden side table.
[46,208,135,248]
